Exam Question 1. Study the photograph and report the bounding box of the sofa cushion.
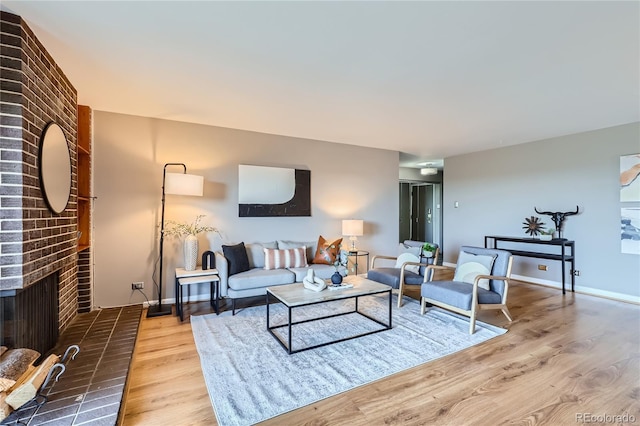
[312,235,342,264]
[245,241,277,269]
[422,280,502,310]
[228,268,295,291]
[277,240,317,264]
[264,247,308,270]
[367,267,423,289]
[222,242,250,275]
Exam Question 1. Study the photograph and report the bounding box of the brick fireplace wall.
[0,11,79,331]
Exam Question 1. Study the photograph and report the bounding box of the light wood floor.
[121,279,640,425]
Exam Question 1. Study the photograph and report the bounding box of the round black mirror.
[39,122,71,214]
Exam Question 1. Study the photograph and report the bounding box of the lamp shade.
[165,172,204,196]
[342,219,364,237]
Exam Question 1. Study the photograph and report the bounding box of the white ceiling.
[2,1,639,168]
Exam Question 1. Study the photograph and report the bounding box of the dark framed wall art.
[238,165,311,217]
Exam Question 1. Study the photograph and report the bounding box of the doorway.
[399,182,442,248]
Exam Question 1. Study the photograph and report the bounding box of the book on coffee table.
[327,282,354,291]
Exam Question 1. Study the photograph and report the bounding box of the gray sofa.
[215,240,346,314]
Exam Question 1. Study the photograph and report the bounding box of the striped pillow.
[264,246,308,270]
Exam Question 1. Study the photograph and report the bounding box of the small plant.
[539,227,555,240]
[333,249,349,273]
[540,228,555,236]
[164,215,218,238]
[423,243,436,253]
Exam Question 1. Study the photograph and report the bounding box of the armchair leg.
[469,304,477,334]
[501,306,513,322]
[397,283,404,308]
[420,297,426,315]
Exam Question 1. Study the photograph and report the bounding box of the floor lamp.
[147,163,204,318]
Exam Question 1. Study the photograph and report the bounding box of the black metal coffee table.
[266,275,392,354]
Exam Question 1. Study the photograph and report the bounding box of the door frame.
[399,181,443,249]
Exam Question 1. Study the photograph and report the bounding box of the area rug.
[191,293,506,426]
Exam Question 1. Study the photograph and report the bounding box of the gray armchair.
[367,240,439,308]
[421,246,513,334]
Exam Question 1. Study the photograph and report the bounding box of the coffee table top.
[266,275,390,307]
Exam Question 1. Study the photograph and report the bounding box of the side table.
[347,250,369,275]
[175,267,220,321]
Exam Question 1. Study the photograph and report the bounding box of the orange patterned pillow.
[312,236,343,264]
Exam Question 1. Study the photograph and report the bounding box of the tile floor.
[2,305,141,426]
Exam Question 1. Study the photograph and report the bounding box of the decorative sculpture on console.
[534,206,580,239]
[201,250,215,270]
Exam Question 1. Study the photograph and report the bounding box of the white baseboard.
[142,293,215,309]
[133,276,639,309]
[95,301,146,309]
[442,261,638,304]
[510,274,640,305]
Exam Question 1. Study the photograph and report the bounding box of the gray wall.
[443,122,640,301]
[91,111,638,306]
[92,111,399,308]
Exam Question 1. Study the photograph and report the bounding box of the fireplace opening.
[1,273,60,360]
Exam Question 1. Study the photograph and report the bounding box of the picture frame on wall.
[621,207,640,255]
[620,153,640,202]
[620,154,640,255]
[238,165,311,217]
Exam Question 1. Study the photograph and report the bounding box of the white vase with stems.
[184,234,198,271]
[164,215,219,271]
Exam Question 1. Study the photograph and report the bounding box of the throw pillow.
[312,236,342,264]
[245,241,278,269]
[277,240,317,264]
[222,242,251,275]
[453,251,497,290]
[264,247,308,270]
[394,252,421,274]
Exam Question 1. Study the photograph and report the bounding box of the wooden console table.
[484,236,576,294]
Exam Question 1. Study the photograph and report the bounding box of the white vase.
[184,234,198,271]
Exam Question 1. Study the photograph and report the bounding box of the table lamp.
[342,219,364,252]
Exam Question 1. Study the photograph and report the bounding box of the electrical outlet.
[132,282,144,290]
[538,264,548,271]
[573,270,580,276]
